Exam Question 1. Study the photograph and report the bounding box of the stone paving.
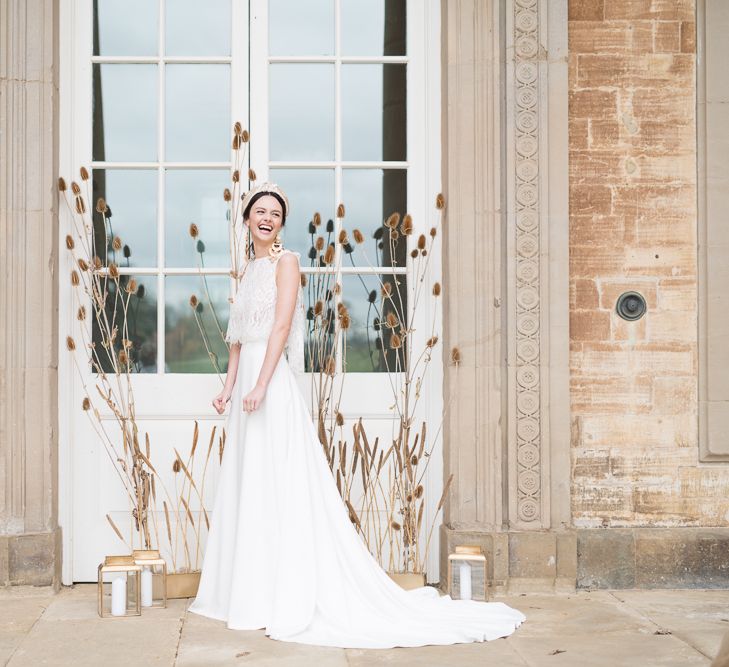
[1,585,728,666]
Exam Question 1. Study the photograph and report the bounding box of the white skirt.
[187,341,525,648]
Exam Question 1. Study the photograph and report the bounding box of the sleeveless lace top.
[225,250,305,374]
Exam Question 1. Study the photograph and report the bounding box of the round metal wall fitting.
[616,291,647,321]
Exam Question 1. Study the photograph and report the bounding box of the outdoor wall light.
[616,291,647,321]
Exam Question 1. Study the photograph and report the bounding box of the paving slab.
[0,595,52,665]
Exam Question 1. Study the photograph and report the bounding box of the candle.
[459,561,472,600]
[141,566,153,607]
[111,575,126,616]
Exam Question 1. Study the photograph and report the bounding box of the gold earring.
[269,233,284,259]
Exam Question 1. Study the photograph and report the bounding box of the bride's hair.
[243,191,287,225]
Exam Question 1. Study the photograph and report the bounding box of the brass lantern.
[132,549,167,609]
[447,545,488,601]
[97,555,142,617]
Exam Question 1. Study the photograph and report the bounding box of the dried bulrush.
[381,282,392,298]
[57,177,67,192]
[75,197,86,215]
[71,270,80,286]
[77,258,89,271]
[112,236,123,251]
[71,181,81,195]
[232,170,240,183]
[430,226,437,238]
[189,223,199,239]
[248,168,257,182]
[65,235,75,250]
[323,245,335,265]
[77,306,86,321]
[353,228,365,244]
[435,193,445,210]
[80,166,90,181]
[223,188,232,202]
[126,278,138,294]
[417,234,427,250]
[426,335,438,348]
[432,282,441,296]
[241,129,250,143]
[401,214,413,235]
[390,333,402,349]
[233,121,243,136]
[96,197,107,214]
[313,212,321,227]
[315,236,325,251]
[451,347,461,365]
[66,336,76,351]
[82,397,91,411]
[337,203,346,218]
[385,212,400,229]
[338,230,348,245]
[108,263,119,279]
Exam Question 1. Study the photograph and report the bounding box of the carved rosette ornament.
[514,0,541,524]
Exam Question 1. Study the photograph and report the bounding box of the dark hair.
[243,191,287,225]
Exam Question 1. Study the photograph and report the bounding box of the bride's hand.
[242,384,266,413]
[212,392,229,415]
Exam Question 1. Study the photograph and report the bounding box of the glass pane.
[302,272,336,374]
[93,65,157,162]
[166,65,230,162]
[268,169,335,261]
[341,64,406,162]
[341,169,407,269]
[165,275,231,373]
[166,170,229,268]
[341,0,406,56]
[94,0,158,56]
[269,0,334,56]
[270,64,334,161]
[92,275,158,374]
[342,273,406,373]
[166,0,231,56]
[92,169,158,268]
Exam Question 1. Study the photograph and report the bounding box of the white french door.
[59,0,442,584]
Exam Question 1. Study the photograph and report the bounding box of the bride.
[187,182,525,648]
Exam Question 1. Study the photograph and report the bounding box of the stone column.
[0,0,61,587]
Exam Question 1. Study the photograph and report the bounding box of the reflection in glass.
[341,169,407,268]
[268,169,335,260]
[341,64,406,162]
[166,0,231,56]
[341,0,406,56]
[270,65,334,161]
[94,0,158,56]
[166,170,229,268]
[269,0,334,56]
[92,65,157,162]
[92,276,158,373]
[165,275,230,373]
[92,170,158,268]
[166,65,230,162]
[342,274,406,373]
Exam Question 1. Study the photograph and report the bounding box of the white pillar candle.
[141,566,153,607]
[111,575,127,616]
[459,561,472,600]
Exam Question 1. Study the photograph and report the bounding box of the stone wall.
[569,0,729,528]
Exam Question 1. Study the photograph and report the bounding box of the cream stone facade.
[1,0,727,590]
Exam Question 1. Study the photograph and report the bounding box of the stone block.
[568,0,604,21]
[569,89,617,120]
[0,537,8,586]
[577,529,636,588]
[680,21,695,53]
[603,0,694,22]
[8,532,57,586]
[508,532,557,579]
[653,21,681,53]
[571,279,600,309]
[570,310,611,341]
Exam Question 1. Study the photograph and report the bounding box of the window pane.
[94,0,158,56]
[269,0,334,56]
[341,169,407,269]
[92,169,158,268]
[92,275,158,373]
[269,64,334,161]
[342,273,406,373]
[93,65,157,162]
[268,168,335,260]
[166,65,230,162]
[165,275,231,373]
[166,170,229,268]
[341,64,406,162]
[341,0,406,56]
[166,0,231,56]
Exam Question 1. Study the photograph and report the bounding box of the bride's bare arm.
[242,253,300,412]
[213,342,241,414]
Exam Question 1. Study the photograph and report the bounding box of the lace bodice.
[225,250,305,374]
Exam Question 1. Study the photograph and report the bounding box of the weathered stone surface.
[577,529,636,589]
[7,532,58,587]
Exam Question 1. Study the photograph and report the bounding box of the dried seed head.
[313,212,321,226]
[410,249,418,258]
[112,236,122,251]
[426,335,438,348]
[401,214,413,235]
[335,411,344,426]
[172,459,181,473]
[71,181,81,195]
[234,121,243,136]
[421,249,428,256]
[324,355,336,377]
[108,263,119,279]
[77,258,89,271]
[190,295,199,308]
[415,484,424,498]
[232,170,240,183]
[417,234,426,250]
[340,313,351,330]
[189,223,199,238]
[57,177,67,192]
[248,168,257,181]
[430,226,437,238]
[353,228,364,244]
[386,312,398,328]
[315,236,325,251]
[337,203,345,218]
[390,229,399,241]
[385,212,400,229]
[451,347,461,365]
[241,129,250,143]
[334,282,341,295]
[323,245,335,265]
[126,278,138,294]
[337,302,345,314]
[77,305,86,321]
[75,196,86,214]
[118,350,128,365]
[300,274,307,287]
[314,300,324,316]
[96,197,107,214]
[80,166,89,181]
[92,256,102,270]
[66,336,76,351]
[390,333,402,349]
[391,520,402,531]
[338,230,348,245]
[436,193,445,209]
[411,454,418,465]
[65,234,75,250]
[82,397,91,411]
[432,282,441,296]
[381,282,392,298]
[71,270,80,286]
[223,188,232,202]
[232,135,240,150]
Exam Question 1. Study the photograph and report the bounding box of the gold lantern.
[132,549,167,609]
[97,555,142,617]
[447,545,488,601]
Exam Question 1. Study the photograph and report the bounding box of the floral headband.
[240,181,290,218]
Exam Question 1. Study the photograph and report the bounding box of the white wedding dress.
[187,250,525,648]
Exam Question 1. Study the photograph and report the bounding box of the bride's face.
[246,195,284,244]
